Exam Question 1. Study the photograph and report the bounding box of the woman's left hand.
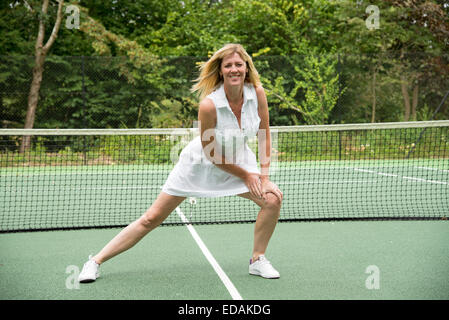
[260,179,283,202]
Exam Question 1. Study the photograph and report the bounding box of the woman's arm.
[255,85,283,201]
[255,85,271,181]
[198,98,264,198]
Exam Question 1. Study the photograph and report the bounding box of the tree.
[333,0,449,122]
[386,0,449,120]
[21,0,64,152]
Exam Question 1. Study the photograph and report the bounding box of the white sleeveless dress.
[162,83,261,197]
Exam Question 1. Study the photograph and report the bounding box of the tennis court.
[1,122,448,300]
[1,221,448,300]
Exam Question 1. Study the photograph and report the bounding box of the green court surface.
[1,220,448,300]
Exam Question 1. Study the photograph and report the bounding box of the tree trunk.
[401,75,411,121]
[371,71,377,123]
[411,83,418,121]
[21,53,46,152]
[20,0,64,153]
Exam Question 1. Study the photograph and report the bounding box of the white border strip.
[1,120,448,135]
[271,120,449,132]
[175,207,243,300]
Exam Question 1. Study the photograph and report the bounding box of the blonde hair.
[191,43,261,101]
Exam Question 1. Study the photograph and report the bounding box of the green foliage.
[259,53,345,125]
[0,0,448,129]
[294,53,344,125]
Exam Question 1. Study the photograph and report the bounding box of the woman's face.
[220,52,247,87]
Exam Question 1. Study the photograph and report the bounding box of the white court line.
[2,186,161,191]
[352,168,398,177]
[415,166,449,173]
[277,180,380,185]
[57,186,161,190]
[349,168,448,185]
[402,176,448,185]
[0,170,169,177]
[175,207,243,300]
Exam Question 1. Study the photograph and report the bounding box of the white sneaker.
[249,255,280,279]
[78,255,100,283]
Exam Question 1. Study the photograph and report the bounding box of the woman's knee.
[263,192,282,211]
[139,209,165,229]
[138,193,185,229]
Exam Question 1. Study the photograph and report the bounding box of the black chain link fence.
[1,53,448,129]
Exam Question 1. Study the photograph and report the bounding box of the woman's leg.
[92,192,186,264]
[238,192,282,262]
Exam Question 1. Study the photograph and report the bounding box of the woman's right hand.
[244,172,264,199]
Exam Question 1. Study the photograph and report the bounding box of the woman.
[78,44,283,282]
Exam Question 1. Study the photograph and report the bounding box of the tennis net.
[1,121,448,232]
